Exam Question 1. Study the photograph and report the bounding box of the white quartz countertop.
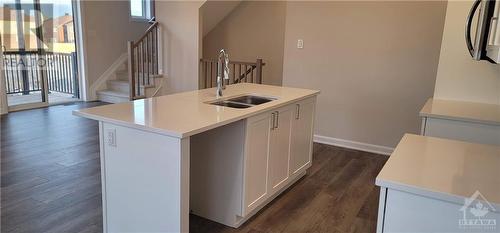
[73,83,319,138]
[420,98,500,125]
[376,134,500,210]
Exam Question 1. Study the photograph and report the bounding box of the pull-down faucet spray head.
[216,49,230,97]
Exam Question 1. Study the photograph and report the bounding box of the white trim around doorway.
[73,0,89,101]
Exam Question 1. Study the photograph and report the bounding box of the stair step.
[108,79,154,90]
[97,90,129,104]
[115,70,163,80]
[107,80,129,92]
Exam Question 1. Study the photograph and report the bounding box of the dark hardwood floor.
[1,102,388,233]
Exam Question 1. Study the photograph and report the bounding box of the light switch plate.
[297,39,304,49]
[106,128,116,147]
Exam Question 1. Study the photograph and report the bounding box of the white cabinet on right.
[289,98,316,176]
[419,98,500,146]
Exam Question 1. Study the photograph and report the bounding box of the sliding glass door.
[1,0,47,110]
[1,0,79,111]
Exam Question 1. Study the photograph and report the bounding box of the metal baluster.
[232,63,235,84]
[64,55,70,94]
[251,65,254,83]
[60,54,65,93]
[238,64,243,83]
[154,27,158,74]
[145,34,149,86]
[67,54,72,94]
[59,54,65,93]
[208,61,212,88]
[136,46,140,96]
[55,54,60,93]
[203,61,207,88]
[65,54,69,93]
[47,54,53,92]
[11,54,16,93]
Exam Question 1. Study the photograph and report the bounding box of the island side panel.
[190,120,246,227]
[98,122,108,231]
[100,122,189,233]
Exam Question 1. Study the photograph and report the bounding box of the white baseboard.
[88,53,128,101]
[314,135,393,156]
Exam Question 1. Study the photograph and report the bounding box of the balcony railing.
[3,51,79,98]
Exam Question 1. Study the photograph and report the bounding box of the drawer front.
[423,117,500,146]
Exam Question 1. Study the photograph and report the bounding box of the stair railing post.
[128,41,135,101]
[157,25,163,75]
[256,59,263,84]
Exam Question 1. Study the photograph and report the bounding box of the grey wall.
[282,1,448,148]
[203,1,287,86]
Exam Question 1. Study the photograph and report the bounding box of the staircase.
[97,20,163,103]
[97,63,162,103]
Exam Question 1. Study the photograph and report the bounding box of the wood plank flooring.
[1,102,388,233]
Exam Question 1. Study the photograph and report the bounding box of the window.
[130,0,153,21]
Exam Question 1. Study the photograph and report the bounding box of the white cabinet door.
[289,97,315,176]
[243,112,272,216]
[268,105,293,195]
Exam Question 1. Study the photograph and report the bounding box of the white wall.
[80,0,148,100]
[155,1,204,94]
[282,1,448,149]
[434,0,500,105]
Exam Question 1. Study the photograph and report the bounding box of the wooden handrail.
[199,58,265,66]
[199,58,265,89]
[134,21,159,46]
[128,21,161,100]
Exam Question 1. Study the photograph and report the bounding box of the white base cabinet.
[377,188,500,233]
[267,104,294,196]
[419,98,500,146]
[289,98,316,176]
[421,117,500,146]
[190,96,316,228]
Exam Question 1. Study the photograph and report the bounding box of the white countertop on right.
[419,98,500,126]
[376,134,500,210]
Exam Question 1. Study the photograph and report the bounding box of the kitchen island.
[73,83,319,232]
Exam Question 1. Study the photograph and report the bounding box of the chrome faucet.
[216,49,230,98]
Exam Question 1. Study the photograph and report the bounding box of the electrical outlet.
[297,39,304,49]
[107,129,116,147]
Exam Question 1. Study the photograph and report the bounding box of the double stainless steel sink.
[208,95,276,109]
